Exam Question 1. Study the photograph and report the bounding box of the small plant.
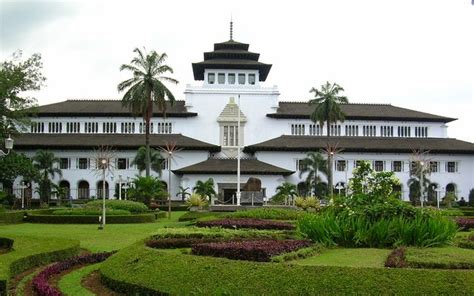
[385,248,407,268]
[295,196,320,210]
[185,193,208,209]
[442,192,457,208]
[127,176,167,205]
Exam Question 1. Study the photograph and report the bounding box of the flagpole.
[237,94,241,206]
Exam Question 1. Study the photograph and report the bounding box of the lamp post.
[118,174,123,200]
[236,94,241,206]
[99,158,107,230]
[435,186,444,209]
[420,161,424,208]
[335,183,344,196]
[0,135,14,157]
[123,176,130,200]
[19,181,28,209]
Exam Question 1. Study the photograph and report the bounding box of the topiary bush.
[0,237,14,250]
[191,239,312,262]
[0,211,25,224]
[197,218,295,230]
[85,200,149,213]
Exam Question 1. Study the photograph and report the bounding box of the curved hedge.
[0,235,79,295]
[100,242,474,295]
[24,213,156,224]
[85,200,149,213]
[0,211,25,224]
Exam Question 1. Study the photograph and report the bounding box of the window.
[228,73,236,84]
[66,122,80,133]
[31,122,44,133]
[103,122,117,133]
[156,122,172,134]
[363,125,376,136]
[48,122,62,133]
[139,122,155,133]
[77,158,89,169]
[415,126,428,138]
[121,122,135,133]
[218,73,225,84]
[398,126,411,137]
[330,125,341,136]
[336,160,346,172]
[291,124,305,135]
[430,161,439,173]
[208,73,215,84]
[380,126,393,137]
[446,161,457,173]
[392,161,403,172]
[85,122,98,133]
[309,124,322,135]
[374,161,384,172]
[296,159,305,171]
[238,73,245,85]
[345,125,359,136]
[248,74,256,85]
[117,158,128,170]
[59,158,70,169]
[222,125,239,146]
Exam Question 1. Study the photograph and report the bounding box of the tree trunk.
[326,120,333,198]
[145,92,152,177]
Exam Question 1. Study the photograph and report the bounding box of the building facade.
[12,37,474,203]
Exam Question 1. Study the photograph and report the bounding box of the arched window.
[78,181,90,199]
[59,180,70,199]
[446,183,456,194]
[97,181,109,199]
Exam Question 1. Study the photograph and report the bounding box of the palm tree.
[299,152,328,197]
[275,182,297,205]
[407,161,431,206]
[33,150,62,203]
[176,186,191,201]
[309,81,348,197]
[131,146,163,176]
[118,48,178,177]
[193,178,216,202]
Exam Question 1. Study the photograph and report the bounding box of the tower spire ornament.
[230,15,233,41]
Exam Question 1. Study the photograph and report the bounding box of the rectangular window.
[59,158,70,169]
[248,74,256,85]
[336,160,346,172]
[78,158,89,169]
[238,73,245,85]
[392,161,402,172]
[291,124,305,135]
[218,73,225,84]
[160,159,169,170]
[374,161,384,172]
[117,158,128,170]
[223,126,228,146]
[229,126,235,146]
[296,159,305,171]
[430,161,439,173]
[228,73,236,84]
[208,73,215,84]
[447,161,457,173]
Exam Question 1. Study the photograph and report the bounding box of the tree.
[469,188,474,207]
[309,81,348,197]
[128,176,167,206]
[407,161,431,206]
[274,182,297,205]
[32,150,62,203]
[298,151,328,197]
[1,51,45,139]
[131,146,163,176]
[118,48,178,177]
[193,178,216,202]
[0,152,39,186]
[176,186,191,201]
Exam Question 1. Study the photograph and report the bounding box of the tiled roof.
[13,133,220,152]
[173,158,294,175]
[267,102,456,123]
[244,135,474,154]
[32,100,197,117]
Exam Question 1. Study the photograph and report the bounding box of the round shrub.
[85,200,148,213]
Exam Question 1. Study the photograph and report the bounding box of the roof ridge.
[65,99,186,102]
[279,101,392,106]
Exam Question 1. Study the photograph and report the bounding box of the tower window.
[238,73,245,85]
[228,73,236,84]
[208,73,215,84]
[248,74,256,85]
[218,73,225,84]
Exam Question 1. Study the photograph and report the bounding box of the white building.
[12,36,474,204]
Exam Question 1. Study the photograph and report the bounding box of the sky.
[1,0,473,142]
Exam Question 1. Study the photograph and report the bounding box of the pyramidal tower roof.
[217,97,247,122]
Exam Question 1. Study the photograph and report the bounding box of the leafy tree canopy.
[0,152,39,185]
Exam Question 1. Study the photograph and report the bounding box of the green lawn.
[0,212,187,252]
[406,246,474,269]
[58,263,100,296]
[293,248,391,268]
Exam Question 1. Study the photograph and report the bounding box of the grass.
[293,248,391,268]
[405,246,474,269]
[0,211,187,252]
[100,242,474,295]
[58,263,100,296]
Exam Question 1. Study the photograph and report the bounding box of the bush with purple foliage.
[146,237,221,249]
[385,248,407,268]
[196,218,295,230]
[456,217,474,230]
[32,252,113,296]
[192,239,311,262]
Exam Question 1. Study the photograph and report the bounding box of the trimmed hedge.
[146,237,221,249]
[197,218,295,230]
[157,205,188,212]
[32,252,113,296]
[24,213,156,224]
[192,239,312,262]
[51,209,131,216]
[178,211,225,222]
[0,235,80,295]
[226,208,304,220]
[0,237,14,250]
[85,200,148,213]
[100,242,474,295]
[0,211,25,224]
[404,247,474,269]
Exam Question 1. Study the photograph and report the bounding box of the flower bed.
[32,252,113,296]
[146,237,221,249]
[191,239,312,262]
[385,248,407,268]
[196,218,295,230]
[455,217,474,230]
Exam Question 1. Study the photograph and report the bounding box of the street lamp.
[117,174,123,200]
[335,183,344,196]
[123,176,130,200]
[98,158,107,230]
[19,181,28,209]
[435,186,444,209]
[419,161,425,208]
[0,135,14,157]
